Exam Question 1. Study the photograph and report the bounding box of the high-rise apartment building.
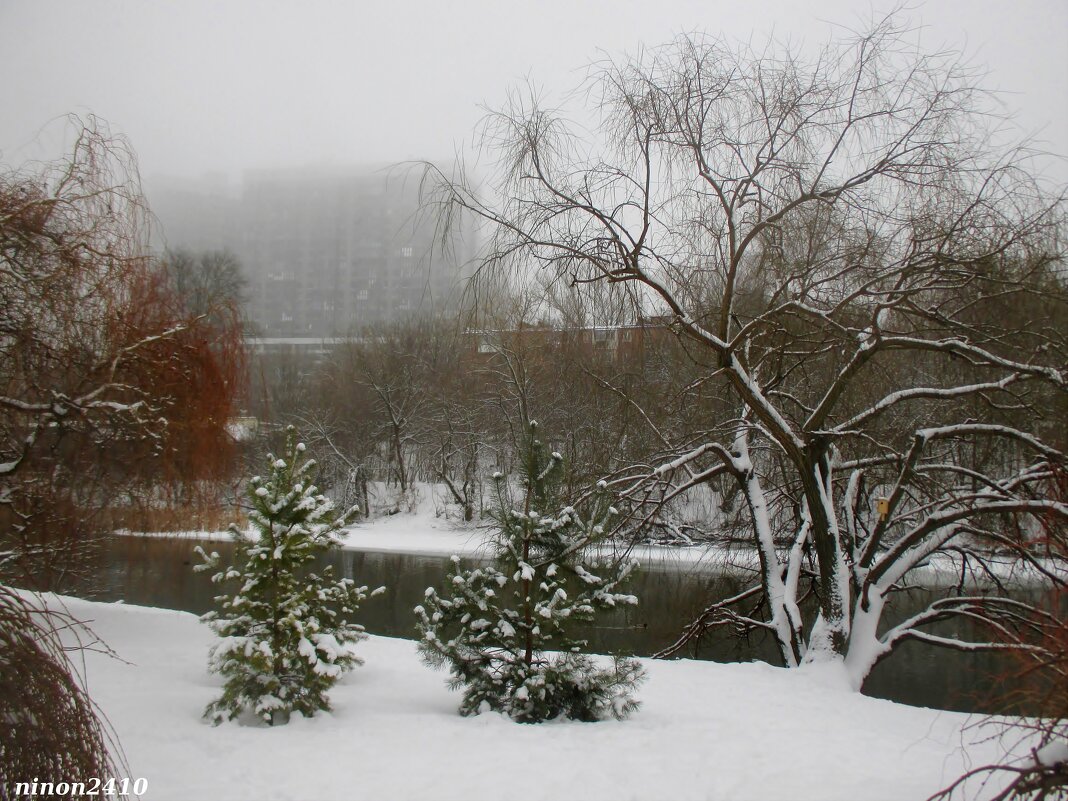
[149,167,471,335]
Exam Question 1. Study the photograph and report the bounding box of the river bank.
[115,504,1062,586]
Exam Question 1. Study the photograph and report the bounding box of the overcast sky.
[1,0,1066,188]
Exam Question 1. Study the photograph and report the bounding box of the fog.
[1,0,1066,187]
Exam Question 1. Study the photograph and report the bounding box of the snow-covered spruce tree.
[415,420,645,722]
[196,428,379,725]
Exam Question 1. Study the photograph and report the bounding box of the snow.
[1034,739,1068,768]
[112,478,1066,584]
[31,593,1022,801]
[115,509,1064,585]
[114,513,748,571]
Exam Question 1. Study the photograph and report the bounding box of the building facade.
[150,167,471,336]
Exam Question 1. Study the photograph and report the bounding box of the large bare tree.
[422,16,1067,687]
[0,115,245,788]
[1,117,243,587]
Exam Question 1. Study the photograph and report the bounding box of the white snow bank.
[116,512,1064,582]
[25,594,1024,801]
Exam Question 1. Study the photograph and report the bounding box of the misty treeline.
[255,238,1065,555]
[250,281,737,529]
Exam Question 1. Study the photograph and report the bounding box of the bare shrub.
[0,587,124,800]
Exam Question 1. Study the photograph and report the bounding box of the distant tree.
[161,247,248,320]
[416,420,645,722]
[346,321,434,500]
[196,429,380,725]
[296,406,374,519]
[429,395,482,521]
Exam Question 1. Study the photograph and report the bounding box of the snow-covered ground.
[36,593,1019,801]
[118,503,1064,584]
[115,481,745,570]
[115,480,1065,583]
[115,506,735,569]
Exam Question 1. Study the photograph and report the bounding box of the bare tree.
[0,115,242,788]
[160,247,248,324]
[320,321,439,506]
[1,116,242,585]
[424,331,486,522]
[0,587,126,795]
[422,15,1067,687]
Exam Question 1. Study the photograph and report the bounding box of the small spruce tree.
[196,428,379,725]
[415,420,646,722]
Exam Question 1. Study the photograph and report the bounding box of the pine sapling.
[415,420,646,722]
[196,427,382,725]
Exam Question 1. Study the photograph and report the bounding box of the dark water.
[94,535,1038,714]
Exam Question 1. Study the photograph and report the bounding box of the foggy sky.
[1,0,1066,187]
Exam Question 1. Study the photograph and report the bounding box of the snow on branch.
[915,424,1065,461]
[869,335,1064,385]
[870,500,1068,590]
[878,596,1059,659]
[833,374,1026,432]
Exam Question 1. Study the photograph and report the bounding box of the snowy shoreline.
[113,513,742,570]
[114,510,1063,585]
[27,592,1024,801]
